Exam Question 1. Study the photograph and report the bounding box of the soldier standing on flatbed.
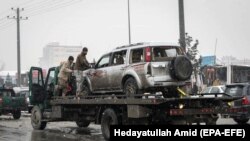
[58,56,74,97]
[74,47,90,97]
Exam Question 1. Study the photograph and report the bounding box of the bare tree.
[184,33,202,85]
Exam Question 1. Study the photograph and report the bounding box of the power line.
[0,0,33,17]
[0,21,15,32]
[23,0,63,12]
[26,0,82,17]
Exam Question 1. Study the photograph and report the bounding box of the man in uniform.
[58,56,74,97]
[75,47,90,70]
[74,47,90,97]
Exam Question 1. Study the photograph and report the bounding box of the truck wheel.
[206,118,217,125]
[13,110,21,119]
[101,108,118,141]
[233,118,249,124]
[31,106,47,130]
[76,121,90,127]
[124,78,139,98]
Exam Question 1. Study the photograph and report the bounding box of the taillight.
[145,47,151,62]
[242,96,250,105]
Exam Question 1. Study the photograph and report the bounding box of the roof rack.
[116,42,146,49]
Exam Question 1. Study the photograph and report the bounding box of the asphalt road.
[0,112,249,141]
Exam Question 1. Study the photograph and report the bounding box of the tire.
[81,82,91,96]
[205,114,218,125]
[233,118,249,124]
[169,56,192,81]
[31,106,47,130]
[76,121,90,127]
[124,78,140,98]
[13,110,21,119]
[101,108,118,141]
[206,118,217,125]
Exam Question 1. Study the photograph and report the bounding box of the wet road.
[0,112,104,141]
[0,112,249,141]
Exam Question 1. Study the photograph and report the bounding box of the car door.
[44,67,56,98]
[89,54,111,92]
[109,50,127,91]
[29,67,46,105]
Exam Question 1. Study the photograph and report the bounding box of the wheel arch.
[122,73,142,89]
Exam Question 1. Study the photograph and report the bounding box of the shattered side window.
[152,46,182,61]
[112,50,126,65]
[130,48,144,63]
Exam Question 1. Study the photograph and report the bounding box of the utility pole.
[214,38,218,65]
[7,8,28,87]
[178,0,186,52]
[127,0,131,44]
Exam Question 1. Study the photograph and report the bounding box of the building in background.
[0,71,29,87]
[39,42,82,69]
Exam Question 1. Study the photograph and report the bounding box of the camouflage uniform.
[58,61,73,97]
[74,51,90,97]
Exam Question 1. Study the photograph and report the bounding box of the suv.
[80,42,192,97]
[225,83,250,124]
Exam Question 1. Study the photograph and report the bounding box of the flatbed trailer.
[29,67,243,141]
[31,94,241,140]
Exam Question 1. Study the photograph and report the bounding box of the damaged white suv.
[81,42,193,98]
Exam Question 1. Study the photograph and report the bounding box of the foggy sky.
[0,0,250,71]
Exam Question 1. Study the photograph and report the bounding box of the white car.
[201,85,225,97]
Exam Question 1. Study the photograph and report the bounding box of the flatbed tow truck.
[29,67,242,140]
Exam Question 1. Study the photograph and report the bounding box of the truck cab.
[0,87,26,119]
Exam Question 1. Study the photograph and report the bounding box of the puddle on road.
[0,125,104,141]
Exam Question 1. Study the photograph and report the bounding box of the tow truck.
[29,66,242,140]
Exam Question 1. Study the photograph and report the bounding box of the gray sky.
[0,0,250,71]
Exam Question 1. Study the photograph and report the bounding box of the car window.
[220,86,225,92]
[111,50,126,65]
[32,70,43,86]
[2,91,11,97]
[20,91,29,97]
[211,87,220,93]
[130,48,144,63]
[152,46,183,61]
[47,70,55,86]
[96,54,110,68]
[202,87,211,93]
[225,86,243,96]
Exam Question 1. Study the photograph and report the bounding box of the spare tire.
[169,56,192,81]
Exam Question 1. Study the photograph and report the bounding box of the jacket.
[58,61,73,81]
[74,53,90,71]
